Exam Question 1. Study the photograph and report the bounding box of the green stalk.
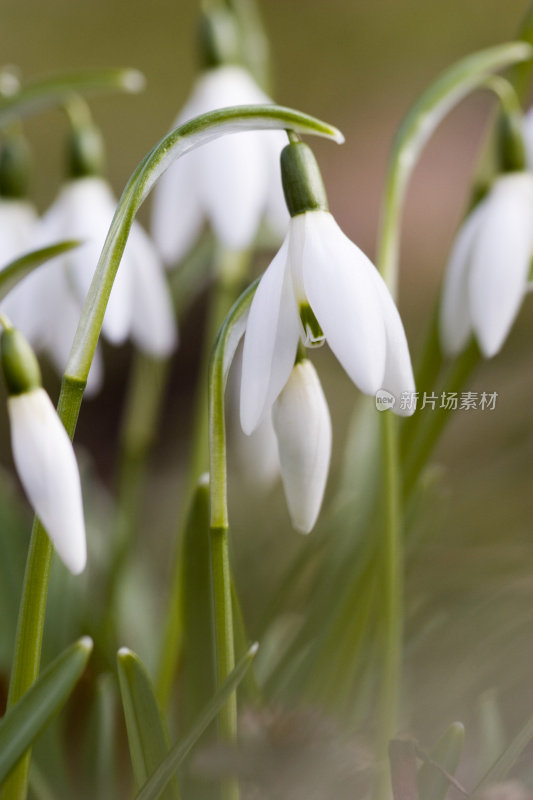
[374,412,402,800]
[156,247,249,708]
[4,105,341,800]
[0,68,145,128]
[207,281,258,800]
[369,48,531,794]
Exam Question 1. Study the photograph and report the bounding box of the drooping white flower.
[439,172,533,358]
[240,206,415,433]
[33,176,177,356]
[151,65,288,266]
[272,359,331,533]
[1,327,86,574]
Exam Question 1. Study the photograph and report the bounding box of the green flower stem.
[374,412,402,800]
[4,105,341,800]
[0,68,145,128]
[370,48,531,791]
[207,281,258,800]
[376,41,532,294]
[156,247,250,707]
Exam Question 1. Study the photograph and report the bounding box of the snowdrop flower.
[240,141,415,434]
[439,171,533,358]
[151,64,288,266]
[1,324,86,574]
[33,175,177,357]
[272,359,331,533]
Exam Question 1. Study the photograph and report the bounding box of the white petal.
[8,389,86,574]
[150,147,204,265]
[34,178,133,346]
[439,202,485,356]
[0,199,38,265]
[469,173,533,357]
[126,221,178,356]
[240,236,300,434]
[150,65,285,259]
[199,130,270,251]
[229,343,279,490]
[370,273,416,417]
[299,211,386,395]
[272,360,331,533]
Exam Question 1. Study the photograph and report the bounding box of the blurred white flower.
[272,359,331,533]
[8,387,87,574]
[151,65,288,266]
[0,197,37,264]
[439,172,533,358]
[6,176,178,392]
[240,209,415,435]
[34,176,177,354]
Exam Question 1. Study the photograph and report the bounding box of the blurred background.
[2,0,533,791]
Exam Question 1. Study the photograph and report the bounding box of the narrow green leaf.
[0,68,145,127]
[0,636,92,784]
[135,643,258,800]
[179,476,216,734]
[478,690,506,777]
[417,722,465,800]
[117,648,180,800]
[377,41,533,292]
[472,715,533,794]
[0,240,82,301]
[80,673,117,800]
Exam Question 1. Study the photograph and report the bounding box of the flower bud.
[272,359,331,533]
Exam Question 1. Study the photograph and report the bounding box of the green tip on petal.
[1,328,42,395]
[299,303,326,348]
